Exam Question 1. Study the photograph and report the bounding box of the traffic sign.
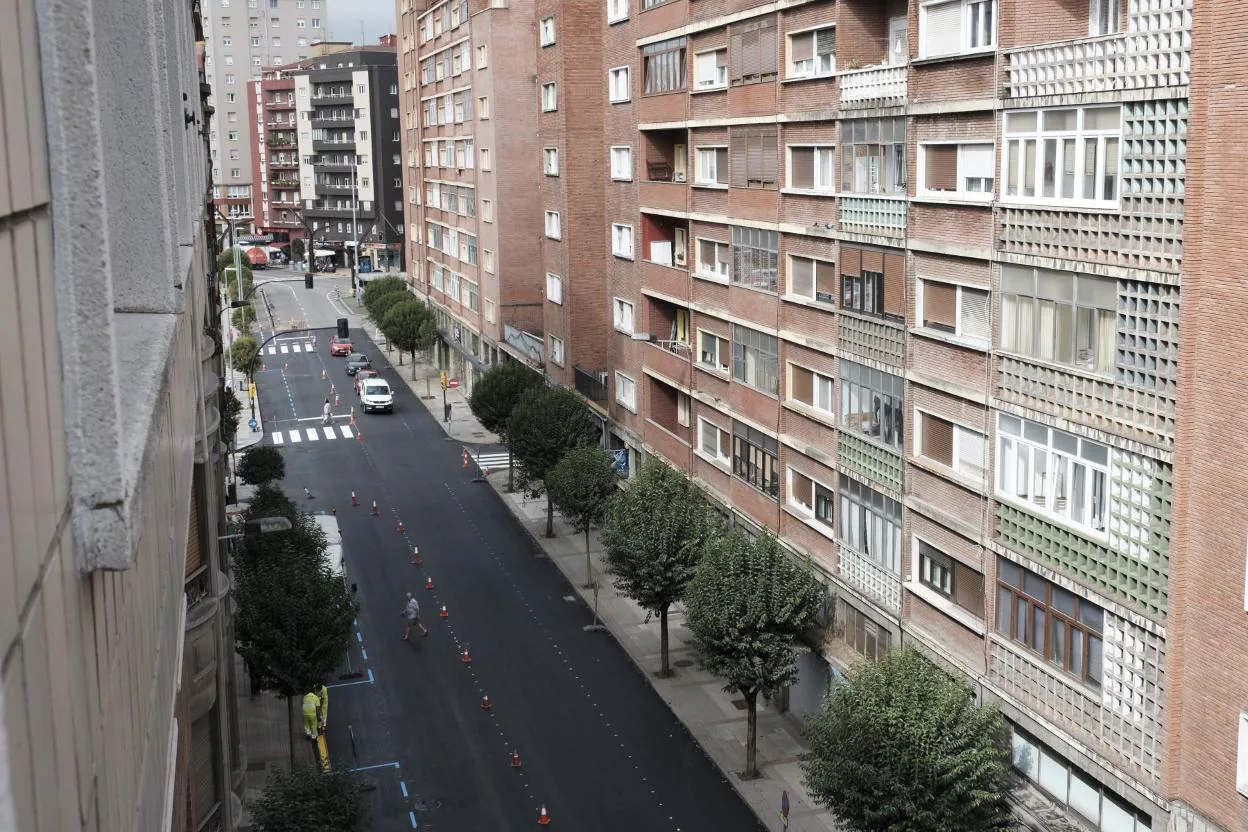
[248,418,258,432]
[448,378,460,389]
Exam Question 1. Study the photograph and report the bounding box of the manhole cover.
[471,432,486,438]
[730,698,748,711]
[411,797,442,812]
[421,395,435,400]
[674,659,695,668]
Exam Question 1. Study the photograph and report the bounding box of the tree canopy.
[231,304,257,334]
[601,460,715,676]
[684,530,823,777]
[801,647,1014,832]
[221,387,242,449]
[508,385,599,537]
[380,299,438,375]
[229,336,263,379]
[237,444,286,486]
[361,275,407,312]
[546,446,619,587]
[468,361,543,490]
[251,767,366,832]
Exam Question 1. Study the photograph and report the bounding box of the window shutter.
[840,246,861,277]
[715,147,729,183]
[956,427,987,480]
[790,257,814,297]
[791,32,814,62]
[815,28,836,59]
[790,365,814,405]
[960,144,995,182]
[730,127,747,188]
[730,31,744,82]
[742,27,761,78]
[790,469,814,504]
[959,288,991,340]
[815,260,836,301]
[861,249,884,273]
[758,17,778,75]
[922,413,954,466]
[746,129,764,186]
[185,485,201,577]
[953,561,985,617]
[760,126,778,186]
[923,0,963,57]
[923,280,958,329]
[790,147,814,188]
[883,252,905,317]
[191,717,217,824]
[924,145,958,191]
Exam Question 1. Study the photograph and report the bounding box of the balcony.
[312,138,355,152]
[1004,29,1189,99]
[839,64,907,110]
[311,90,353,104]
[645,340,692,389]
[839,195,907,236]
[837,543,901,614]
[265,99,293,110]
[265,123,296,133]
[268,159,299,170]
[311,116,355,129]
[268,178,298,188]
[640,213,688,271]
[573,366,609,405]
[640,129,688,188]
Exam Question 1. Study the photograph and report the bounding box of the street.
[250,279,765,831]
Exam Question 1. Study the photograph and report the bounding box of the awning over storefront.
[313,249,336,257]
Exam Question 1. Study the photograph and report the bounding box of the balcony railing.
[839,64,907,109]
[837,543,901,613]
[574,366,609,404]
[653,340,691,357]
[840,195,907,234]
[1004,30,1189,98]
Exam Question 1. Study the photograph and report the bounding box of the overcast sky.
[328,0,398,45]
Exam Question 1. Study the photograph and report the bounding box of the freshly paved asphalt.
[252,316,764,831]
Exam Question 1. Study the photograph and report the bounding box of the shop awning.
[313,249,336,257]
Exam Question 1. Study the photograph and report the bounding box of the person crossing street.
[401,592,428,640]
[321,398,332,425]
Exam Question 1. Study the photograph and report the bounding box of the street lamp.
[220,516,294,540]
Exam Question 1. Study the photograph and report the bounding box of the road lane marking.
[339,425,353,438]
[288,431,302,443]
[280,345,289,354]
[306,429,319,441]
[271,432,284,444]
[322,427,336,439]
[266,346,277,355]
[346,761,400,773]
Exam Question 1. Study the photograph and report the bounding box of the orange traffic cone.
[461,647,471,664]
[284,362,288,371]
[425,575,434,590]
[397,519,406,534]
[411,546,422,565]
[371,500,379,516]
[538,805,551,826]
[481,694,491,710]
[511,749,522,768]
[351,491,360,507]
[439,604,448,619]
[356,428,364,441]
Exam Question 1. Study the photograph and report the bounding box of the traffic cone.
[439,604,448,619]
[351,491,360,507]
[480,694,491,710]
[371,500,379,516]
[397,519,406,534]
[411,546,422,565]
[511,749,522,768]
[356,428,363,441]
[304,487,313,499]
[461,646,471,664]
[425,575,434,590]
[538,805,551,826]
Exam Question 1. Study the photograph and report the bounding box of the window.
[539,16,556,46]
[478,96,489,119]
[1238,714,1248,798]
[731,324,779,394]
[835,598,891,661]
[545,210,561,239]
[698,418,732,465]
[616,372,637,410]
[696,238,730,279]
[787,468,834,528]
[677,393,690,426]
[540,82,558,112]
[694,49,727,89]
[230,168,241,178]
[921,0,995,57]
[695,147,728,186]
[997,560,1104,686]
[838,477,902,574]
[918,279,991,344]
[789,364,834,413]
[225,73,235,84]
[608,66,631,102]
[730,17,778,85]
[788,255,836,304]
[224,55,235,65]
[915,411,987,481]
[920,143,994,196]
[484,298,496,323]
[613,298,635,333]
[227,130,239,141]
[787,26,836,77]
[997,414,1109,536]
[610,146,632,180]
[915,541,985,617]
[271,16,280,26]
[699,330,729,374]
[607,0,628,24]
[839,360,903,449]
[477,44,488,68]
[611,223,634,259]
[788,146,836,191]
[480,147,491,169]
[731,226,778,291]
[481,198,493,222]
[550,336,565,366]
[730,125,778,189]
[732,421,779,497]
[311,17,321,27]
[642,38,687,94]
[543,147,559,175]
[1003,106,1121,204]
[1089,0,1120,35]
[999,265,1116,374]
[840,247,904,320]
[1011,730,1151,832]
[841,117,906,194]
[227,111,238,122]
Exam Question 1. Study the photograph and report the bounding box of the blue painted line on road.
[356,631,363,642]
[348,760,400,773]
[409,810,418,828]
[400,780,408,799]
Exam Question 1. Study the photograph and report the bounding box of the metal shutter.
[790,32,813,62]
[759,125,778,186]
[789,469,814,506]
[815,260,837,302]
[840,246,862,277]
[883,252,905,317]
[959,288,991,340]
[790,365,814,405]
[758,17,778,76]
[953,561,985,617]
[191,716,218,825]
[185,483,201,578]
[924,145,958,191]
[730,127,748,188]
[923,0,963,57]
[790,147,814,188]
[922,413,954,466]
[790,256,814,297]
[923,280,958,329]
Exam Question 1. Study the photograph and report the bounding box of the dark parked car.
[345,353,372,376]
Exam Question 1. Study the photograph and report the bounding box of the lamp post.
[220,516,294,540]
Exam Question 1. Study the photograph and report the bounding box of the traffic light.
[304,273,314,289]
[439,371,448,390]
[337,318,349,338]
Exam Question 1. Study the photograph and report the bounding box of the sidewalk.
[234,656,302,831]
[374,324,838,832]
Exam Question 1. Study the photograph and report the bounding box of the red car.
[354,368,379,396]
[330,335,353,356]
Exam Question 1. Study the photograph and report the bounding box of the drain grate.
[730,698,748,711]
[674,659,695,668]
[410,797,443,812]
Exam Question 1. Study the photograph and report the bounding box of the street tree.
[231,303,256,334]
[364,290,411,347]
[801,647,1013,832]
[229,336,263,380]
[601,460,715,677]
[361,275,407,311]
[380,299,438,375]
[237,444,286,486]
[684,530,823,778]
[290,237,306,264]
[251,767,366,832]
[508,385,598,537]
[546,446,619,588]
[221,387,242,449]
[468,360,543,492]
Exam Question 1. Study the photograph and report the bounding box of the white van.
[361,378,394,414]
[312,514,346,585]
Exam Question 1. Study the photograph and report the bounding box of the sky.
[328,0,398,45]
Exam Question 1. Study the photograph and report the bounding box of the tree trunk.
[545,493,555,538]
[584,526,593,588]
[743,690,759,779]
[410,351,417,380]
[506,446,515,492]
[658,605,672,677]
[397,349,403,365]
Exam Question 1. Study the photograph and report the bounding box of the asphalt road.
[251,317,764,831]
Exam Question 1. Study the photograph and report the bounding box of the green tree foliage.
[601,461,715,677]
[508,385,598,537]
[218,250,254,300]
[290,237,306,264]
[468,360,543,491]
[380,299,438,376]
[546,446,619,588]
[231,303,256,334]
[684,531,823,778]
[229,336,263,380]
[237,444,286,486]
[221,386,242,449]
[801,647,1014,832]
[360,275,407,312]
[251,767,366,832]
[244,483,300,528]
[364,290,410,336]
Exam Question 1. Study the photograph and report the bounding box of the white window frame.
[1002,106,1122,207]
[697,418,732,466]
[611,223,634,259]
[788,363,835,414]
[916,141,995,200]
[607,0,628,25]
[786,254,836,304]
[544,210,561,239]
[550,335,565,366]
[919,0,996,58]
[697,329,730,374]
[1238,712,1248,798]
[610,145,633,181]
[677,392,691,427]
[786,25,836,79]
[786,144,836,192]
[540,82,558,112]
[694,237,729,280]
[483,249,495,273]
[539,16,556,46]
[615,371,637,411]
[785,467,835,532]
[915,278,991,346]
[1089,0,1120,36]
[612,297,635,334]
[913,409,988,481]
[543,146,559,176]
[546,273,563,304]
[608,66,631,103]
[695,146,728,186]
[476,44,489,69]
[693,48,728,90]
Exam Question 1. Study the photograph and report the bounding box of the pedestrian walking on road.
[301,691,320,739]
[401,592,428,640]
[322,398,332,425]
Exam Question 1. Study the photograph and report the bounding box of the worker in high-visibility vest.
[301,691,320,739]
[316,683,329,732]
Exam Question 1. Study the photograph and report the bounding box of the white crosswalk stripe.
[271,431,284,445]
[473,452,511,469]
[339,425,354,439]
[266,346,277,355]
[306,428,319,441]
[280,345,289,354]
[322,427,336,440]
[288,430,302,442]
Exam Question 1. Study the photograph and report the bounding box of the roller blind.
[883,252,905,317]
[790,147,814,188]
[791,365,814,405]
[923,280,958,329]
[815,260,836,302]
[790,256,814,297]
[790,31,814,61]
[922,413,954,466]
[924,145,958,191]
[923,0,963,57]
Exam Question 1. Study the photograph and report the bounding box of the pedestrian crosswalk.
[271,425,354,445]
[266,342,316,355]
[471,452,511,470]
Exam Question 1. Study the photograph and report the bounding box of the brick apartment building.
[395,1,1248,830]
[249,60,313,250]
